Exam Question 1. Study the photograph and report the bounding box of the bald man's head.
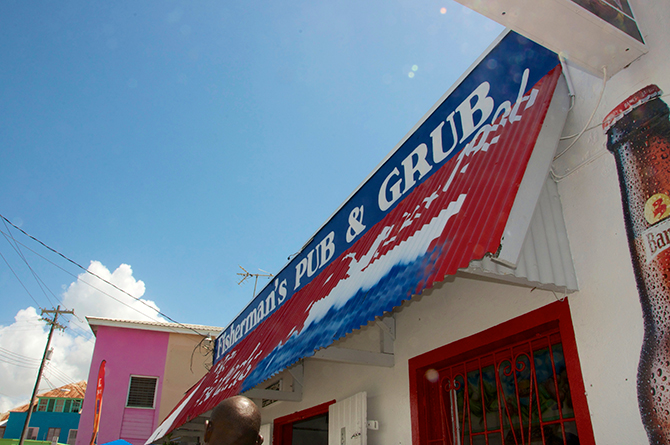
[204,396,263,445]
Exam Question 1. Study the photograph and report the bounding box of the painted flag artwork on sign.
[147,30,563,443]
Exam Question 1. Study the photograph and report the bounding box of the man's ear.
[256,433,263,445]
[204,421,213,443]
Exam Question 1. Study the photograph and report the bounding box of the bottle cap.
[602,84,663,132]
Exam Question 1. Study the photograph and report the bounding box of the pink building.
[76,318,220,445]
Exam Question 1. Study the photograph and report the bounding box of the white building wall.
[256,3,669,445]
[551,2,670,443]
[259,276,559,444]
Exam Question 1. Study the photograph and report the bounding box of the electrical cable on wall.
[551,150,609,182]
[554,65,607,161]
[189,334,214,373]
[559,52,576,111]
[550,65,609,182]
[559,122,603,140]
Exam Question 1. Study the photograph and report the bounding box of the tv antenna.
[237,265,273,297]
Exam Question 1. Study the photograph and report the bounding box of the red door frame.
[272,400,335,445]
[408,299,595,445]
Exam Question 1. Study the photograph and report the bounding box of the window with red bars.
[428,331,578,445]
[410,301,594,445]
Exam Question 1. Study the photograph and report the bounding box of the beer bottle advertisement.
[604,84,670,444]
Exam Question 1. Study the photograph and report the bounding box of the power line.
[0,358,38,370]
[5,320,44,325]
[0,328,46,332]
[0,347,41,363]
[1,220,58,308]
[0,227,152,321]
[0,248,43,310]
[44,359,80,385]
[0,345,85,388]
[40,375,56,391]
[0,216,207,338]
[0,253,93,342]
[57,313,96,342]
[0,215,164,315]
[44,365,76,387]
[0,350,39,370]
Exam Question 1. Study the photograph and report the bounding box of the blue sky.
[0,0,502,408]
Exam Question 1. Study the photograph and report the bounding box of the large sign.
[213,30,558,364]
[148,30,562,442]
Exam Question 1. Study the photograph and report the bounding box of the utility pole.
[19,305,74,445]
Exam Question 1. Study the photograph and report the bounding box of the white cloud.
[0,308,50,412]
[0,261,163,413]
[62,261,163,322]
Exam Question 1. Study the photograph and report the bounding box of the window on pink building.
[126,376,158,408]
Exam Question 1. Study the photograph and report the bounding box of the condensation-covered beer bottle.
[604,84,670,444]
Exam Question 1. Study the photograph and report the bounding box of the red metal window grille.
[423,330,579,445]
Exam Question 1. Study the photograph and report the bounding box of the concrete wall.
[159,333,212,424]
[550,2,670,443]
[256,277,559,444]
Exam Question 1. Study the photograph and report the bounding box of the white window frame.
[37,399,48,412]
[70,399,82,413]
[67,429,78,445]
[27,427,39,440]
[46,427,61,443]
[54,399,65,413]
[126,375,159,409]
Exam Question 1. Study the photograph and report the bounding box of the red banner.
[90,360,106,445]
